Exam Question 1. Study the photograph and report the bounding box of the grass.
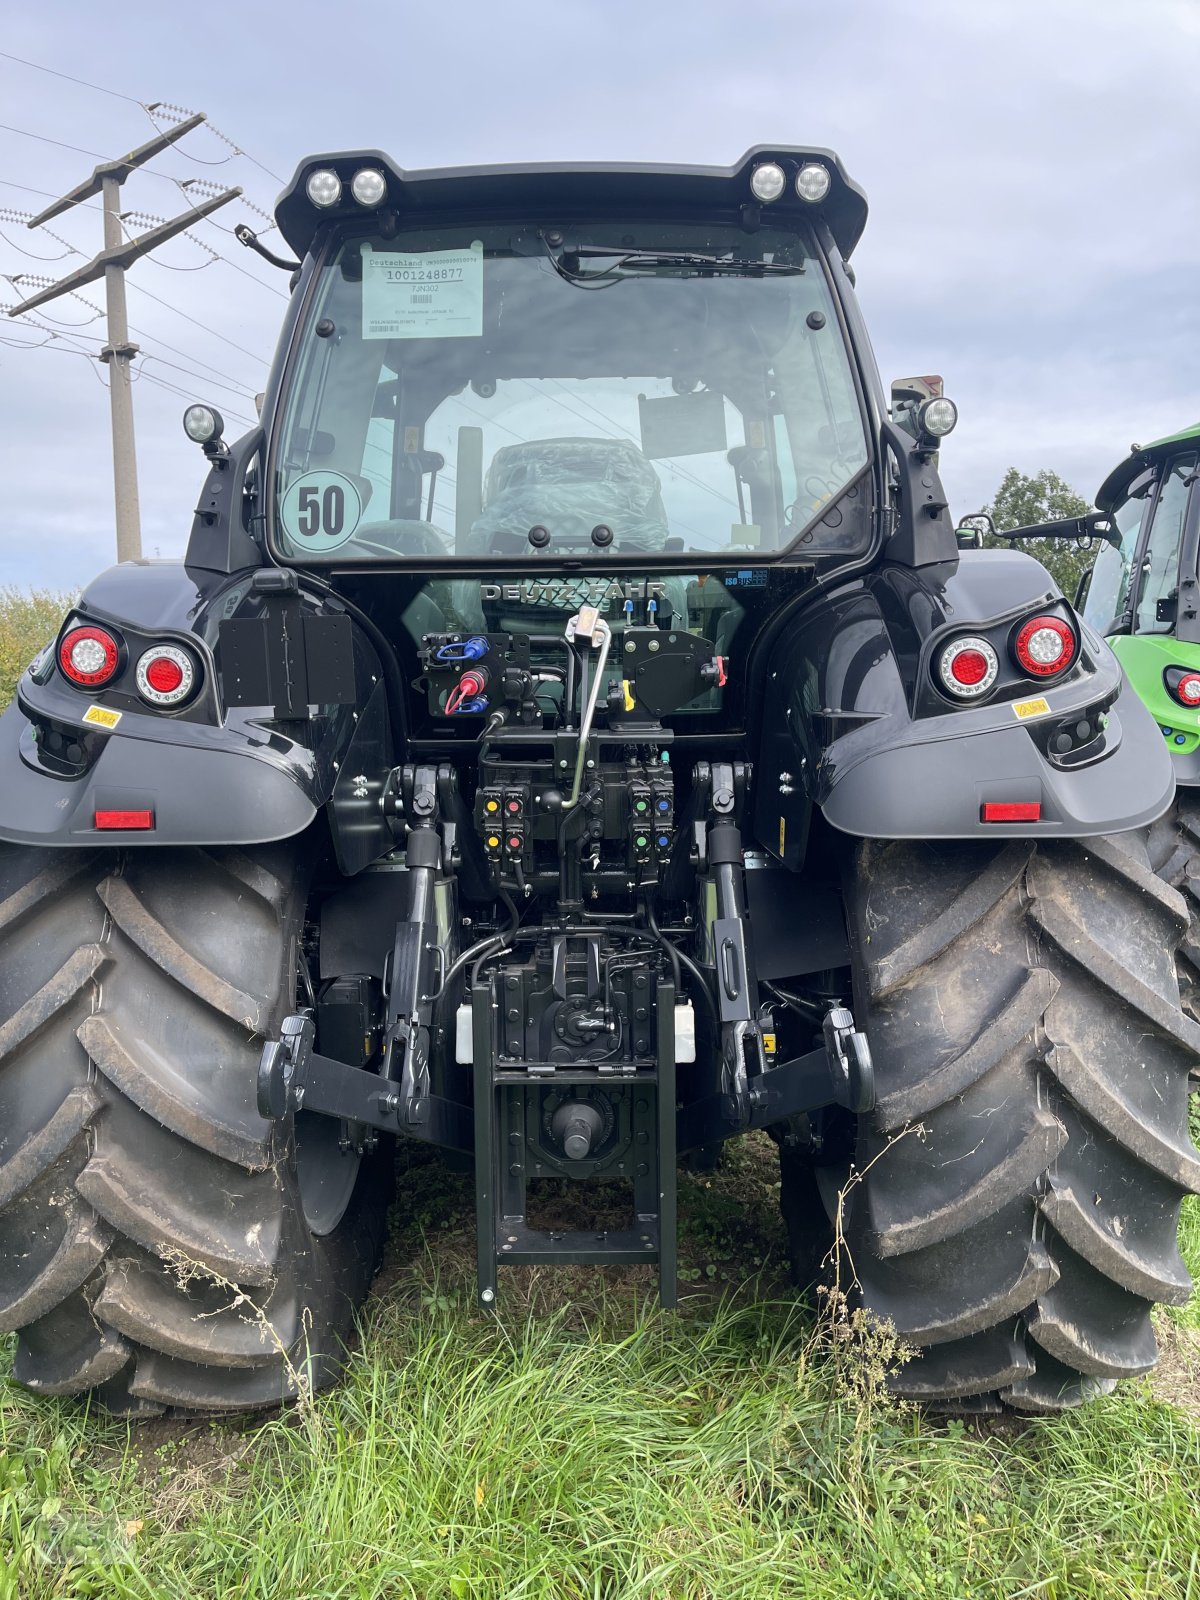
[0,589,72,712]
[2,1138,1200,1600]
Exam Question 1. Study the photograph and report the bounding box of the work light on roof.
[306,169,342,208]
[351,168,388,207]
[749,162,787,203]
[795,163,831,203]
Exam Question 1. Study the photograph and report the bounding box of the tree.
[977,467,1092,599]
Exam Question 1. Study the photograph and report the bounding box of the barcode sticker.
[361,241,483,340]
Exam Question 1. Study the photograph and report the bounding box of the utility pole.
[6,114,241,562]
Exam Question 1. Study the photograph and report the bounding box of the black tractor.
[1,148,1195,1418]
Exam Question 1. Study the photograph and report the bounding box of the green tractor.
[964,423,1200,1016]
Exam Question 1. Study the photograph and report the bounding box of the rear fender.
[0,561,393,860]
[752,549,1174,861]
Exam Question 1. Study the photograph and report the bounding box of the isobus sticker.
[280,470,363,553]
[1012,695,1052,721]
[361,241,483,341]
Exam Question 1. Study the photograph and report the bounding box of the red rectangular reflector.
[94,809,154,831]
[981,802,1041,823]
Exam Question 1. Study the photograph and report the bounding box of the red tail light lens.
[1013,615,1076,677]
[1167,669,1200,708]
[135,645,196,707]
[59,625,119,688]
[937,636,999,699]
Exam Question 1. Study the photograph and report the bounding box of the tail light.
[59,625,120,688]
[135,644,197,707]
[1165,667,1200,708]
[1013,615,1076,678]
[936,636,999,699]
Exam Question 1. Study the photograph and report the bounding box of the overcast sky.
[1,0,1197,590]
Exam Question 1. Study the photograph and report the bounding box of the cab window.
[1083,469,1155,634]
[1133,453,1196,634]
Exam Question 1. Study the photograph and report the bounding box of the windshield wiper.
[572,247,802,274]
[543,238,804,287]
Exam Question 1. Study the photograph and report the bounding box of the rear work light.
[135,644,197,707]
[94,809,154,831]
[981,801,1042,823]
[59,625,120,688]
[937,635,999,699]
[1013,615,1076,678]
[1165,668,1200,708]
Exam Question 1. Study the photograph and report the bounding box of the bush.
[0,589,72,712]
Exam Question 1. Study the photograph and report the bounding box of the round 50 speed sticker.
[280,470,363,553]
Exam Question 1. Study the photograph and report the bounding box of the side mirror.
[182,403,228,458]
[890,376,957,451]
[956,512,994,549]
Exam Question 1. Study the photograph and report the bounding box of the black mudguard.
[0,562,392,867]
[753,550,1174,860]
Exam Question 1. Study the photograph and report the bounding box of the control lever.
[560,605,612,810]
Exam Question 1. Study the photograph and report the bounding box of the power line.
[0,48,141,104]
[1,323,112,386]
[137,351,255,401]
[134,366,256,428]
[0,178,103,212]
[7,277,262,392]
[0,121,136,165]
[0,52,285,184]
[124,277,269,364]
[2,323,258,426]
[0,211,80,259]
[144,101,284,185]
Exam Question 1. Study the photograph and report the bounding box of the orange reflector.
[981,802,1041,823]
[95,809,154,830]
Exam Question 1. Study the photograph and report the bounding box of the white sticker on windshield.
[280,470,363,552]
[361,241,483,341]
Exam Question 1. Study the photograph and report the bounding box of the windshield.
[271,220,869,565]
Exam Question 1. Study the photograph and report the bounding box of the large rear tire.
[1147,792,1200,1043]
[794,832,1200,1412]
[0,843,388,1415]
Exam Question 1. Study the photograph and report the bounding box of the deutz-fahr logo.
[480,578,666,610]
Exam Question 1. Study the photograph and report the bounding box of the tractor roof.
[1095,420,1200,512]
[273,147,869,264]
